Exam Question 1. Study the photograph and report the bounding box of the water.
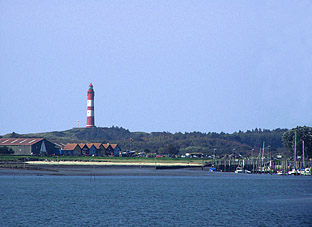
[1,174,311,226]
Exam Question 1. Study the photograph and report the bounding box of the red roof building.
[63,143,81,156]
[0,138,57,155]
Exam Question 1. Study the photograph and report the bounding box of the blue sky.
[0,0,311,135]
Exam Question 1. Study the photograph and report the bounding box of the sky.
[0,0,312,135]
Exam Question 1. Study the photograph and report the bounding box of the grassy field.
[0,155,205,164]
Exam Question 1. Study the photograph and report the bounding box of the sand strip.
[25,161,202,167]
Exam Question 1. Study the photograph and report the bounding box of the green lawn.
[0,155,206,164]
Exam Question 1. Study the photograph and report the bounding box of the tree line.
[3,126,312,158]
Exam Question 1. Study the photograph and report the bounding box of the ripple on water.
[0,175,311,227]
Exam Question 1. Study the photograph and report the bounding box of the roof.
[78,144,87,149]
[102,143,111,149]
[64,143,79,150]
[54,143,66,149]
[93,143,103,149]
[110,144,119,149]
[86,144,96,149]
[0,138,44,146]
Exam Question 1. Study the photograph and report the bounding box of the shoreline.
[0,161,207,176]
[25,160,202,167]
[0,165,211,177]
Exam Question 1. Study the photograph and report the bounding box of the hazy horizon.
[1,1,311,135]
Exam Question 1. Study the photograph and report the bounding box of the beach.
[0,161,207,176]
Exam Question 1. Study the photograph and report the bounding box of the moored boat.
[300,168,311,176]
[277,170,287,175]
[288,168,299,175]
[234,167,244,173]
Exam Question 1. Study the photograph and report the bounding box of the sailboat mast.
[294,131,297,169]
[302,140,305,168]
[262,141,265,172]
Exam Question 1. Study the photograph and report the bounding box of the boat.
[300,168,311,176]
[288,168,299,175]
[277,170,287,175]
[234,167,244,173]
[288,131,300,176]
[304,168,311,176]
[234,167,251,174]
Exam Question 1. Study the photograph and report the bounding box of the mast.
[257,147,261,173]
[302,140,305,168]
[294,131,297,169]
[262,141,265,173]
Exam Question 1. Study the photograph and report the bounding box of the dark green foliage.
[3,132,21,138]
[1,127,293,157]
[165,144,179,156]
[3,127,132,143]
[282,126,312,158]
[233,128,287,150]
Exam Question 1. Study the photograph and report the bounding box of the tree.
[165,144,179,156]
[282,126,312,158]
[144,149,151,153]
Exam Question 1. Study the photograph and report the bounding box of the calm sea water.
[0,173,311,227]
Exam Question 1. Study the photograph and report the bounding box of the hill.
[2,126,132,143]
[1,127,289,156]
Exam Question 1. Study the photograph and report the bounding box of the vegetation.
[282,126,312,158]
[2,127,292,157]
[0,155,202,164]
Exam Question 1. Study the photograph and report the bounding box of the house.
[110,144,121,156]
[79,144,89,156]
[60,142,122,156]
[102,143,113,156]
[0,138,57,155]
[63,144,81,156]
[84,143,108,156]
[86,144,97,156]
[91,143,105,156]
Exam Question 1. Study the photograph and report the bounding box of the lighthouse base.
[86,125,96,128]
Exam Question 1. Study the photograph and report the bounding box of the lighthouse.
[86,83,95,128]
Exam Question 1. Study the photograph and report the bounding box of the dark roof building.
[0,138,57,155]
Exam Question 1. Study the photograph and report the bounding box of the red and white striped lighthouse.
[86,83,95,128]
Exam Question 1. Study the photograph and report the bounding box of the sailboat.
[299,140,312,176]
[288,131,299,175]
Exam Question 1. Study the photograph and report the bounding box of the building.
[86,144,97,156]
[63,143,81,156]
[103,143,113,156]
[0,138,57,155]
[110,144,121,156]
[87,143,105,156]
[78,144,89,155]
[61,142,122,156]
